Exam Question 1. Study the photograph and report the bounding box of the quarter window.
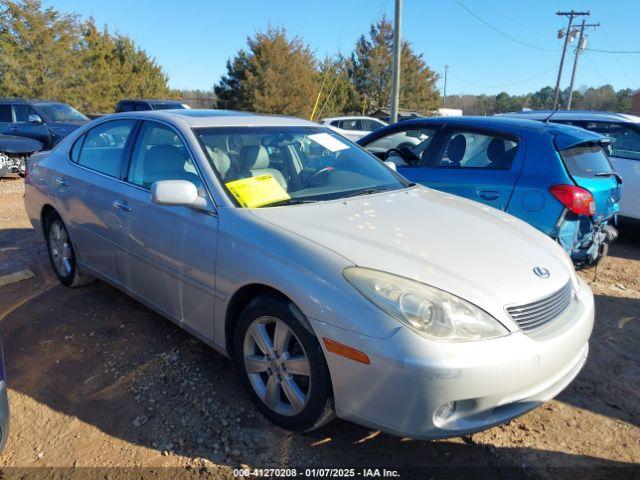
[77,120,136,177]
[127,121,203,190]
[434,131,518,169]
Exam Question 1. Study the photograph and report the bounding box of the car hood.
[0,134,43,153]
[250,186,576,326]
[48,121,86,133]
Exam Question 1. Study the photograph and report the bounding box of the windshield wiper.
[258,198,319,207]
[342,187,391,199]
[594,171,623,184]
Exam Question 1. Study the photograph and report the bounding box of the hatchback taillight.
[549,184,595,216]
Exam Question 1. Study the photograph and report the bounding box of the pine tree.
[350,18,440,114]
[215,28,319,117]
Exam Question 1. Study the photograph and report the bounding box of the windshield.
[559,144,613,179]
[195,126,409,207]
[36,103,88,122]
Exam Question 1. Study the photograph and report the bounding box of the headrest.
[487,138,516,168]
[145,145,187,175]
[206,146,231,178]
[240,145,270,170]
[447,135,466,164]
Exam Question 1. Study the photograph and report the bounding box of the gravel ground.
[0,177,638,479]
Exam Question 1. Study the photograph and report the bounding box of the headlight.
[343,267,508,342]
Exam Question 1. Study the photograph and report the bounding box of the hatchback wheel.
[45,213,93,287]
[234,294,334,431]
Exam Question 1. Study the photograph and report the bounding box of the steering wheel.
[385,145,420,165]
[303,166,334,188]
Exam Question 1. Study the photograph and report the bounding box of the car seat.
[487,138,516,169]
[143,144,202,189]
[446,134,466,166]
[232,145,287,189]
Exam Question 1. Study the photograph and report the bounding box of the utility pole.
[567,20,599,110]
[553,10,590,110]
[390,0,402,123]
[443,65,449,106]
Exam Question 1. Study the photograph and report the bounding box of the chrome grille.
[506,282,573,332]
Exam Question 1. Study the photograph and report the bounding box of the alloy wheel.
[48,220,73,278]
[242,316,312,416]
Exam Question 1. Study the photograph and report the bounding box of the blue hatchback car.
[358,116,621,267]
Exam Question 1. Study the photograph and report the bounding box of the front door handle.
[113,200,132,212]
[54,177,69,188]
[478,190,500,200]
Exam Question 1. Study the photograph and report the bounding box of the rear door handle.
[54,177,69,188]
[478,190,500,200]
[112,200,132,212]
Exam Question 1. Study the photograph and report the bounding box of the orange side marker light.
[322,338,370,365]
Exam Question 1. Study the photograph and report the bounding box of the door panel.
[609,156,639,218]
[117,121,217,339]
[116,187,218,338]
[56,120,137,281]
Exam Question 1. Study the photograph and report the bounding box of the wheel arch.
[224,283,315,359]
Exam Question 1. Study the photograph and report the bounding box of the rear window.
[559,145,613,178]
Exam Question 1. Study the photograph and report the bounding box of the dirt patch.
[0,178,638,479]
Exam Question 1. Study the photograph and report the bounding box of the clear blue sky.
[44,0,640,96]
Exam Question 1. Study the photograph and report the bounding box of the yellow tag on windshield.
[225,174,291,208]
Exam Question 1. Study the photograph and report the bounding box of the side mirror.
[602,143,613,156]
[150,180,209,211]
[28,114,43,124]
[384,160,397,172]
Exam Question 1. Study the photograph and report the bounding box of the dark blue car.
[358,116,621,267]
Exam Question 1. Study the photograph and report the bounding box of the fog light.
[433,401,456,425]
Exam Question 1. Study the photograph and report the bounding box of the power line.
[448,66,556,89]
[452,0,557,52]
[583,47,640,54]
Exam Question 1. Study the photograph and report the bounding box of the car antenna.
[543,107,559,123]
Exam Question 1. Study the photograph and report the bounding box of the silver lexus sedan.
[24,110,594,439]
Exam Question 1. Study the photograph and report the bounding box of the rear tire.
[234,293,335,432]
[44,212,94,287]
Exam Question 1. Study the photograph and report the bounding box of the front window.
[195,126,408,207]
[560,144,614,178]
[365,128,437,165]
[36,103,88,122]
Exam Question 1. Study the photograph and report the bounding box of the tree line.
[0,0,172,113]
[0,0,636,118]
[445,85,635,116]
[214,19,440,119]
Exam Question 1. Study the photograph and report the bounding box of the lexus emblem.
[533,266,550,278]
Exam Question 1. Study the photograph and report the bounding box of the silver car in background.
[24,110,594,438]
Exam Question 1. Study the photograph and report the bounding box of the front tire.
[44,213,93,287]
[234,294,335,432]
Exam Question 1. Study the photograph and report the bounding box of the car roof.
[498,110,640,124]
[399,115,555,131]
[322,116,385,122]
[360,115,606,150]
[105,109,319,128]
[0,98,66,105]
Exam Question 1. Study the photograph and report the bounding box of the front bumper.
[311,276,594,439]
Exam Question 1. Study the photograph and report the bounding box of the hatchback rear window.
[559,145,613,179]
